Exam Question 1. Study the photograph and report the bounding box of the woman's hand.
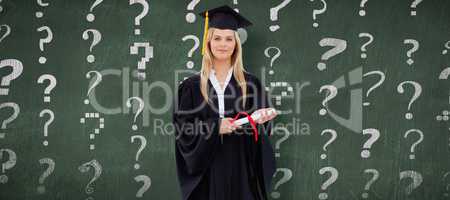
[254,108,277,124]
[219,118,241,135]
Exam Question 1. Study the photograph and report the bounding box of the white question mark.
[358,33,374,59]
[359,0,368,16]
[237,28,248,45]
[130,42,153,80]
[404,129,423,159]
[316,38,347,71]
[440,67,450,108]
[267,81,294,108]
[273,127,290,157]
[127,97,144,131]
[361,128,380,158]
[0,102,19,139]
[271,168,293,199]
[84,70,102,105]
[439,67,450,80]
[319,166,338,200]
[0,59,23,95]
[264,46,281,75]
[269,0,292,32]
[37,158,55,194]
[131,135,147,170]
[86,0,103,22]
[129,0,149,35]
[442,41,450,55]
[310,0,327,28]
[403,39,419,66]
[36,0,49,18]
[182,35,200,69]
[0,24,11,43]
[134,174,151,198]
[397,80,422,120]
[435,110,450,122]
[443,172,450,197]
[363,70,385,106]
[319,85,338,116]
[320,129,337,159]
[78,159,102,198]
[185,0,200,23]
[82,29,102,63]
[36,26,53,64]
[399,170,423,195]
[39,109,54,146]
[37,74,57,103]
[410,0,423,16]
[0,148,17,184]
[362,169,379,198]
[79,112,105,151]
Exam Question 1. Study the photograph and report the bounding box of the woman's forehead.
[212,29,235,37]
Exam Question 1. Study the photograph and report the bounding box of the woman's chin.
[213,54,231,60]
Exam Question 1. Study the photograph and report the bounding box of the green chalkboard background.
[0,0,449,199]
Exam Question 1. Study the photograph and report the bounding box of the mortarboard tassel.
[201,11,209,55]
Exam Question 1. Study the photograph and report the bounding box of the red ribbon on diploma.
[230,112,259,142]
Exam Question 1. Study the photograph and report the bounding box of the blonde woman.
[173,5,277,200]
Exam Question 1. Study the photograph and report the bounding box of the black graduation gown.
[173,72,276,200]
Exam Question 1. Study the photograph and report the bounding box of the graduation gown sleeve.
[173,78,222,200]
[250,74,277,196]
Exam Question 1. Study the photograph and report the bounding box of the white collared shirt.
[209,68,233,118]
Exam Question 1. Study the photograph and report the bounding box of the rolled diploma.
[234,108,277,126]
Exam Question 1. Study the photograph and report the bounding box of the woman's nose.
[220,41,228,47]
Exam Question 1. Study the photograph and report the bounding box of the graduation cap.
[199,5,253,55]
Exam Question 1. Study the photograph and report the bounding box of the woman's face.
[209,29,236,61]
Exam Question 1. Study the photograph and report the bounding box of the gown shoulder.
[180,74,201,86]
[243,71,260,83]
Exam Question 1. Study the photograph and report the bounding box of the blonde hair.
[200,28,247,108]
